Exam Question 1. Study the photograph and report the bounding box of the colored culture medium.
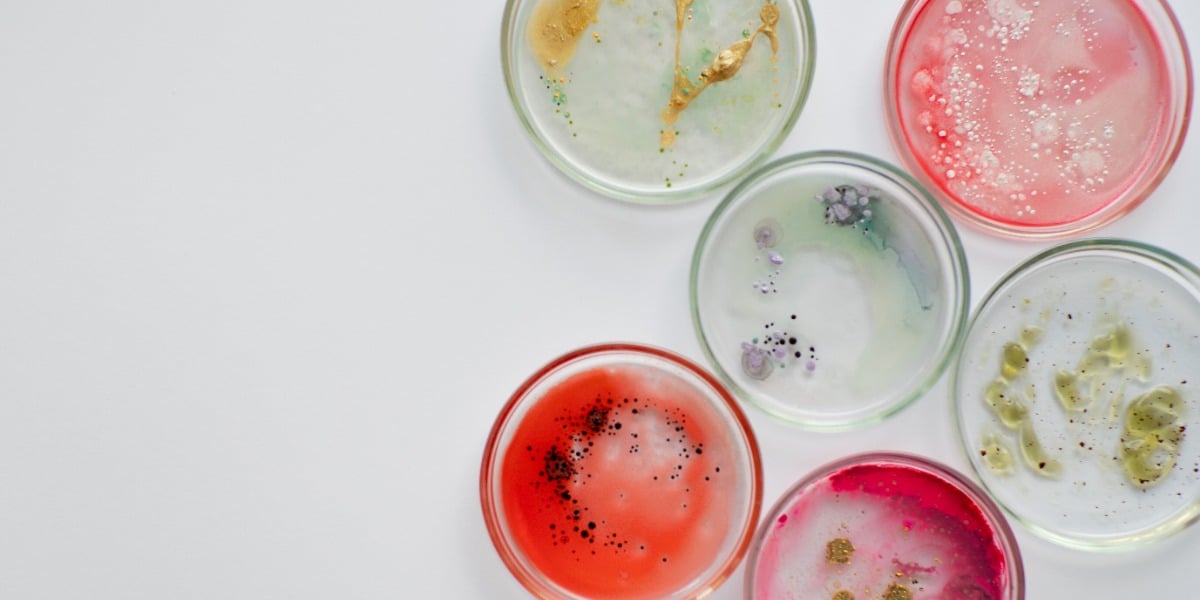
[480,345,760,598]
[955,241,1200,549]
[747,454,1023,599]
[503,0,815,200]
[691,152,968,429]
[887,0,1191,237]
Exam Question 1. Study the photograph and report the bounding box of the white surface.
[0,1,1196,598]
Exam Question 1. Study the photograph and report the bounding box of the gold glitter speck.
[825,537,855,564]
[882,582,913,600]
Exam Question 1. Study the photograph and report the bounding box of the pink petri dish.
[885,0,1192,238]
[480,344,762,599]
[746,453,1024,599]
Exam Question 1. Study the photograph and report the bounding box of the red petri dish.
[480,344,762,599]
[885,0,1192,238]
[746,453,1024,599]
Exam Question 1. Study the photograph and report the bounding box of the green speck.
[742,29,751,38]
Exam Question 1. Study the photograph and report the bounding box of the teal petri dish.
[502,0,815,202]
[690,151,970,429]
[954,240,1200,549]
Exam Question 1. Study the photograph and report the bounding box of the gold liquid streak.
[660,2,780,147]
[528,0,603,74]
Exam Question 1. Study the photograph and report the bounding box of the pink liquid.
[751,457,1017,599]
[496,362,753,598]
[893,0,1173,228]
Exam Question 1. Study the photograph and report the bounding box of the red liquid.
[893,0,1172,228]
[497,363,750,598]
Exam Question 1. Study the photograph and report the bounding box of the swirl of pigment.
[660,1,781,148]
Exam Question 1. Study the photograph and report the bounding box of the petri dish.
[690,151,969,430]
[501,0,815,202]
[746,453,1024,599]
[885,0,1193,238]
[479,343,762,599]
[954,240,1200,550]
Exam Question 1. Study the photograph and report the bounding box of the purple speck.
[740,343,774,380]
[805,360,816,372]
[767,251,784,266]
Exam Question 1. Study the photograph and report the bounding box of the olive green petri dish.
[690,151,970,430]
[884,0,1193,239]
[501,0,815,202]
[955,239,1200,550]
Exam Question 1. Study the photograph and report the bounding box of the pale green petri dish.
[690,151,970,430]
[955,240,1200,550]
[501,0,815,203]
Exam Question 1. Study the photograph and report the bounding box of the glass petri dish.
[745,453,1024,599]
[501,0,815,202]
[885,0,1193,238]
[690,151,969,430]
[954,240,1200,550]
[479,343,762,599]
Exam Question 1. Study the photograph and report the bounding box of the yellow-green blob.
[832,591,854,600]
[527,0,603,74]
[1020,326,1044,347]
[1053,370,1088,411]
[882,583,913,600]
[985,378,1027,429]
[825,537,855,564]
[980,433,1015,475]
[1000,342,1028,380]
[1018,420,1062,477]
[1120,386,1187,488]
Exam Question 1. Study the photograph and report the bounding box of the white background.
[0,0,1197,598]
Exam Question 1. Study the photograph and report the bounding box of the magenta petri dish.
[746,453,1024,599]
[480,343,762,599]
[885,0,1192,238]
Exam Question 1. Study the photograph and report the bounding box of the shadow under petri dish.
[502,0,815,202]
[885,0,1192,238]
[691,151,969,429]
[955,240,1200,549]
[480,344,761,599]
[745,453,1024,599]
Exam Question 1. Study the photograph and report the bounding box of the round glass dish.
[885,0,1193,238]
[745,452,1024,599]
[954,240,1200,550]
[479,343,762,599]
[501,0,815,202]
[690,151,970,430]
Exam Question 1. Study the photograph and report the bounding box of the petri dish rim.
[500,0,818,204]
[882,0,1194,239]
[479,342,764,598]
[689,150,971,430]
[743,451,1026,599]
[951,238,1200,550]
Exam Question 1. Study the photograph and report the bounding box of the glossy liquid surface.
[892,0,1174,230]
[493,357,756,598]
